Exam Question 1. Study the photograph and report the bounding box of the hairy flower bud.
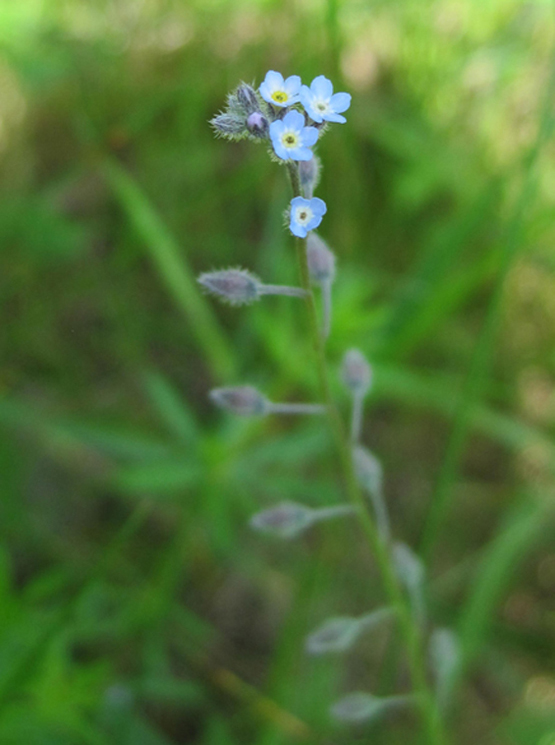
[236,83,259,113]
[198,268,261,306]
[306,233,336,283]
[210,386,268,416]
[250,502,315,539]
[341,349,372,395]
[353,445,383,497]
[246,111,269,138]
[331,692,413,724]
[210,112,248,138]
[299,156,321,197]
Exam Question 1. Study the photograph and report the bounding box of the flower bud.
[198,268,261,306]
[331,692,413,724]
[305,617,362,655]
[353,445,383,497]
[246,111,269,138]
[210,386,268,416]
[210,112,247,139]
[236,83,259,114]
[306,233,336,284]
[299,156,321,197]
[341,349,372,395]
[250,501,315,539]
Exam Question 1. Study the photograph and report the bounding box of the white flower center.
[271,90,288,103]
[295,205,313,225]
[315,99,330,113]
[281,130,300,149]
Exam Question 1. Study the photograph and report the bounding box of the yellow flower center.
[272,90,288,103]
[282,132,299,148]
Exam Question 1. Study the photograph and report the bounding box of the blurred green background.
[2,0,555,743]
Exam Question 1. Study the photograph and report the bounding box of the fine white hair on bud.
[198,268,261,306]
[341,348,372,395]
[236,83,260,113]
[209,386,268,416]
[246,111,269,138]
[306,233,336,284]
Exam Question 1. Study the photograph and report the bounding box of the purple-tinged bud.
[246,111,269,138]
[331,692,414,724]
[210,386,268,416]
[198,268,261,306]
[299,156,321,197]
[306,233,336,284]
[305,617,362,655]
[250,501,314,539]
[341,349,372,395]
[236,83,259,114]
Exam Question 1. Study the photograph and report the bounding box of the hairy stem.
[286,162,447,745]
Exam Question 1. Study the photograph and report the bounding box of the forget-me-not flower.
[289,196,327,238]
[300,75,351,124]
[270,110,318,161]
[259,71,301,107]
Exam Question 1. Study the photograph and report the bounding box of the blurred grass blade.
[454,496,554,691]
[142,371,199,445]
[102,157,235,381]
[419,54,555,559]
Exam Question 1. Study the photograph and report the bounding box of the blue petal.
[310,75,333,99]
[269,119,285,140]
[290,217,308,238]
[306,214,323,231]
[291,196,308,209]
[282,109,305,131]
[264,70,284,89]
[302,126,319,147]
[330,92,351,113]
[310,197,327,216]
[259,82,273,103]
[291,147,313,161]
[284,75,302,96]
[324,112,347,124]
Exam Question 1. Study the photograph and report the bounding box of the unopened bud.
[331,692,414,724]
[210,386,268,416]
[198,268,261,306]
[306,233,336,284]
[246,111,269,138]
[299,156,321,197]
[353,446,383,496]
[341,349,372,395]
[210,112,247,138]
[306,617,362,655]
[250,502,314,539]
[236,83,259,114]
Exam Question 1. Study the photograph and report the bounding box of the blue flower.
[269,110,318,161]
[289,196,327,238]
[300,75,351,124]
[259,71,301,107]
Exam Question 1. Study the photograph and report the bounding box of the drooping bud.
[210,386,268,416]
[393,542,426,626]
[246,111,269,138]
[341,349,372,395]
[353,445,383,497]
[250,502,315,539]
[305,617,362,655]
[198,268,261,306]
[306,233,336,284]
[299,155,321,198]
[236,83,259,114]
[331,692,413,724]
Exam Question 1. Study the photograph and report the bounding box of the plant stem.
[260,284,309,299]
[286,163,447,745]
[267,402,326,415]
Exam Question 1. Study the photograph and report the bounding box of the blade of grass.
[419,48,555,559]
[101,157,235,382]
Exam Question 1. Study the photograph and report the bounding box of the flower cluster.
[211,70,352,239]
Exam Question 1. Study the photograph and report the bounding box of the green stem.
[286,163,446,745]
